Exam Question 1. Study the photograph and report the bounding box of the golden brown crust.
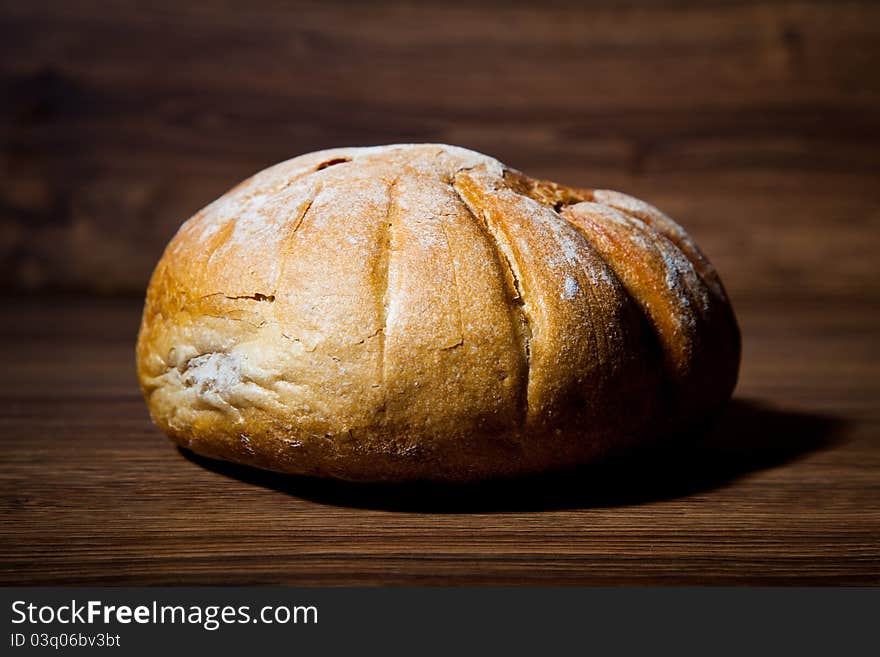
[136,144,740,482]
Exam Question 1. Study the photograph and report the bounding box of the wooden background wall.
[2,0,878,304]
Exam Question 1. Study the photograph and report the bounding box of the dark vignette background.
[0,0,878,585]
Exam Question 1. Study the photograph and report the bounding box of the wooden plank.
[0,297,877,585]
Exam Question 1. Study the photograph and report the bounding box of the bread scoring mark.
[451,172,531,424]
[438,221,466,350]
[494,183,615,406]
[315,157,352,171]
[375,177,398,417]
[554,204,655,389]
[560,201,707,393]
[289,195,315,235]
[591,189,726,301]
[452,176,524,301]
[502,172,713,379]
[271,188,321,319]
[566,201,710,320]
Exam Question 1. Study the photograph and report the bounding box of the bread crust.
[136,144,740,482]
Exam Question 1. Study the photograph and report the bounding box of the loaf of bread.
[136,144,740,482]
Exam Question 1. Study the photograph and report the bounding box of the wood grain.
[2,0,880,302]
[1,0,878,585]
[0,296,877,585]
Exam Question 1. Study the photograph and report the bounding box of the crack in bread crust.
[376,178,397,419]
[452,172,531,427]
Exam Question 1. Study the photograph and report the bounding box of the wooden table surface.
[0,293,877,585]
[1,1,879,585]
